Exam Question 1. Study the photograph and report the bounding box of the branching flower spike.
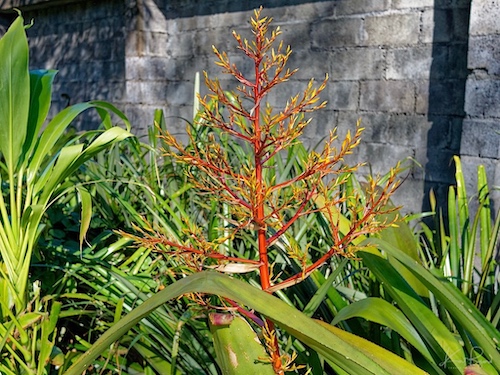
[133,7,403,374]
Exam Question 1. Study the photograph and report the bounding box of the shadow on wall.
[0,0,128,130]
[150,0,328,18]
[423,0,471,215]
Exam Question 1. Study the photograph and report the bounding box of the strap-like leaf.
[64,271,427,375]
[0,15,29,172]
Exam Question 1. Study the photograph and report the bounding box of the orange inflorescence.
[128,7,402,374]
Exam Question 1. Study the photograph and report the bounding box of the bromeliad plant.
[0,14,132,373]
[127,8,402,374]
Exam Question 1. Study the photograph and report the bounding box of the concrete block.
[266,79,304,109]
[334,0,390,15]
[125,57,143,80]
[329,48,386,80]
[360,80,415,112]
[461,119,500,158]
[195,24,250,58]
[165,82,195,106]
[425,115,463,151]
[392,0,434,8]
[275,22,312,53]
[328,81,359,110]
[416,81,430,114]
[391,177,426,215]
[452,8,472,42]
[125,81,145,103]
[336,111,390,141]
[311,18,363,49]
[165,31,194,57]
[287,50,332,81]
[207,11,256,30]
[421,8,470,43]
[125,31,142,57]
[146,81,170,103]
[269,2,335,23]
[422,149,456,183]
[421,9,451,44]
[468,35,500,76]
[387,46,435,80]
[465,80,500,118]
[364,13,420,46]
[446,43,469,79]
[147,31,169,57]
[301,109,338,147]
[124,104,163,134]
[385,114,432,147]
[469,0,500,36]
[418,80,466,116]
[94,43,112,60]
[91,81,125,102]
[102,61,126,81]
[351,142,415,175]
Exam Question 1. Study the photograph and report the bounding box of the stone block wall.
[462,0,500,206]
[0,0,495,215]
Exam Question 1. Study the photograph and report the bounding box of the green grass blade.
[447,185,460,286]
[303,259,347,317]
[477,165,491,264]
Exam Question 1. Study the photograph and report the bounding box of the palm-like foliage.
[0,15,132,374]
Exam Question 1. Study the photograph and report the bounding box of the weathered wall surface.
[462,0,500,205]
[0,0,494,215]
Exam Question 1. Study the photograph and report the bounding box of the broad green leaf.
[209,314,275,374]
[65,272,427,375]
[315,320,428,375]
[379,213,429,297]
[25,69,57,157]
[332,297,436,369]
[0,15,29,172]
[38,144,84,202]
[28,102,132,183]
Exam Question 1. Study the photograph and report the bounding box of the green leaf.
[364,238,500,372]
[76,187,92,252]
[360,250,466,374]
[64,272,427,375]
[0,15,30,172]
[25,69,57,157]
[315,320,429,375]
[332,297,436,369]
[28,102,132,183]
